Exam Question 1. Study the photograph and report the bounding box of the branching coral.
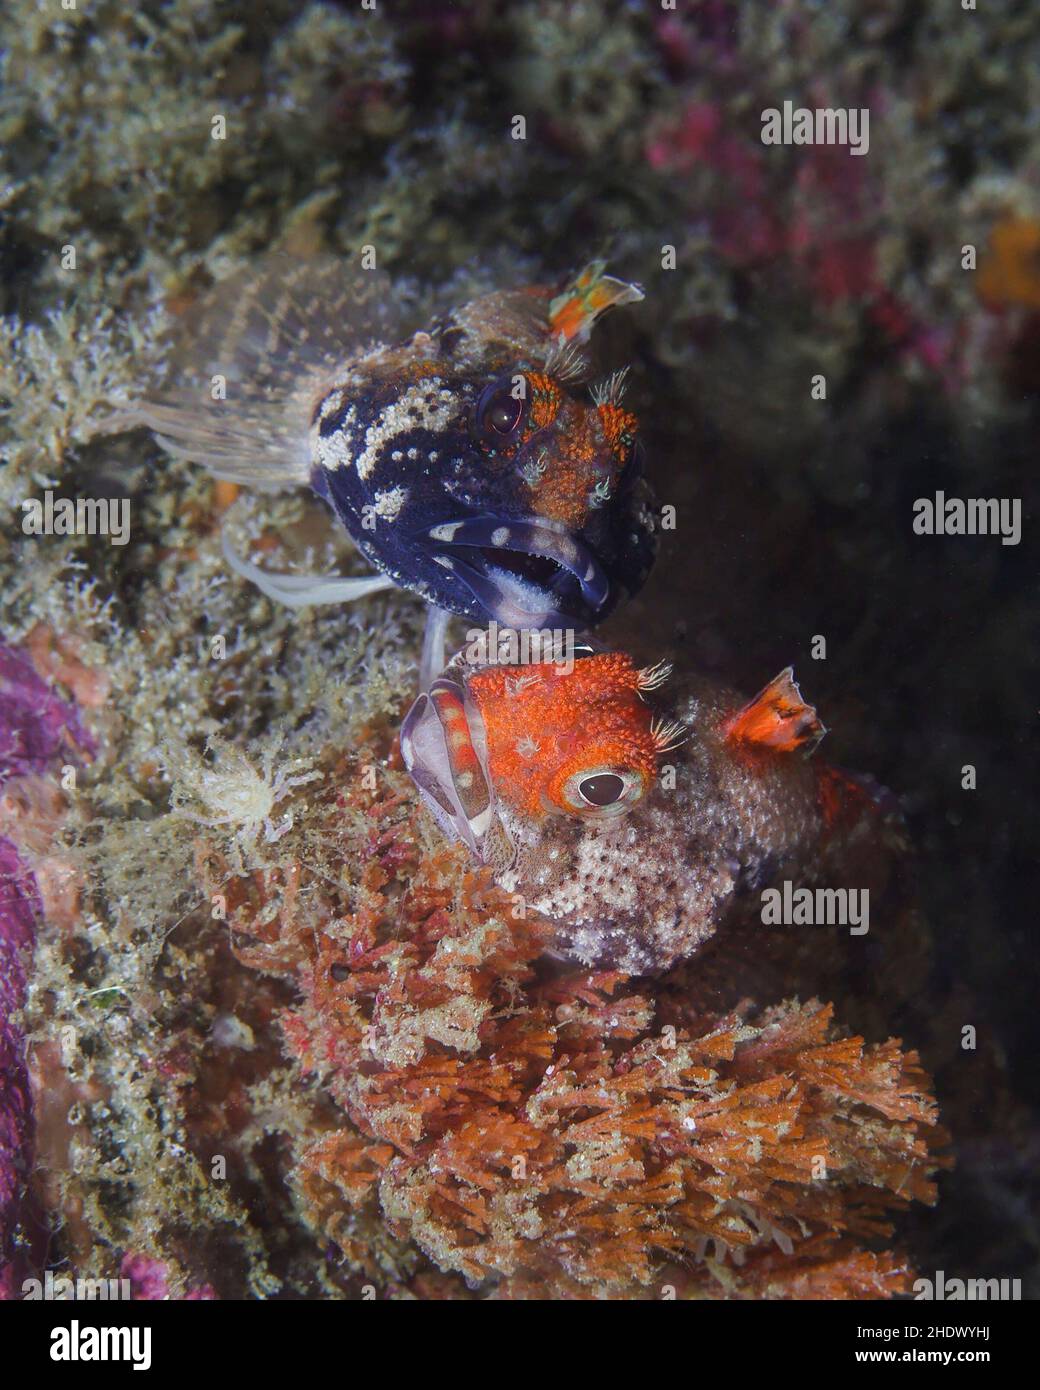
[202,734,943,1300]
[0,608,942,1300]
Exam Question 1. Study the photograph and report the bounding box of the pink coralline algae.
[644,88,979,390]
[0,643,92,1296]
[647,98,876,301]
[120,1254,216,1302]
[647,101,783,268]
[0,838,37,1299]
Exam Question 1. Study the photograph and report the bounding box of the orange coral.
[25,624,111,709]
[207,737,944,1299]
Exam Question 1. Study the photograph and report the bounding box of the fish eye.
[618,435,643,474]
[578,772,625,806]
[487,394,523,434]
[476,377,527,443]
[557,764,646,820]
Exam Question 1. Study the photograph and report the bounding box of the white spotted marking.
[313,404,358,472]
[491,526,510,546]
[354,380,455,482]
[318,389,347,424]
[372,486,409,522]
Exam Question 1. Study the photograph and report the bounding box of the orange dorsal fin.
[726,667,826,754]
[548,262,644,343]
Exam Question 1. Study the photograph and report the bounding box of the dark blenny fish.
[129,259,657,652]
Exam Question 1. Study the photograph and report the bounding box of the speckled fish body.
[401,650,900,974]
[135,258,656,631]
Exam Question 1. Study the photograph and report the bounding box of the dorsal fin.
[548,262,644,344]
[725,667,826,754]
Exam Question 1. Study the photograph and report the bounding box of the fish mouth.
[420,514,609,627]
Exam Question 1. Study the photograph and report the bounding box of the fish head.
[313,266,657,627]
[401,648,717,973]
[462,651,725,973]
[463,651,676,821]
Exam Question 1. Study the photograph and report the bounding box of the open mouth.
[419,514,609,627]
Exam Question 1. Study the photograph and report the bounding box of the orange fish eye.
[554,764,647,820]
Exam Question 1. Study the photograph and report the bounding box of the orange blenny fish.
[401,648,901,973]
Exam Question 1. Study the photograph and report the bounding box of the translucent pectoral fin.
[220,529,394,608]
[419,606,452,691]
[400,678,496,861]
[725,667,826,755]
[126,256,412,489]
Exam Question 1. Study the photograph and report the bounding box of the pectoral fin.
[221,529,394,607]
[400,677,497,861]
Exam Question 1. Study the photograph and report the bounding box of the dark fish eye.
[578,772,626,807]
[621,436,644,475]
[486,392,523,434]
[477,379,526,441]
